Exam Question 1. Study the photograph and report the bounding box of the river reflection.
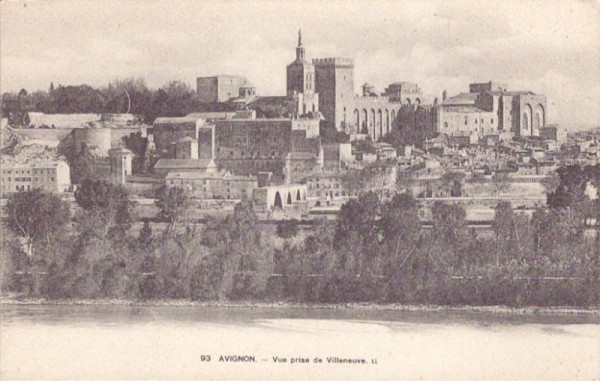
[1,305,599,381]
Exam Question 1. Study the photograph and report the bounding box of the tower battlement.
[312,57,354,67]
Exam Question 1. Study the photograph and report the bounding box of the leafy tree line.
[2,78,236,126]
[1,165,598,305]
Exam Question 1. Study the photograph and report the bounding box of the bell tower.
[296,29,305,61]
[286,30,315,96]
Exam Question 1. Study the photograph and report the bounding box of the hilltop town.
[1,31,598,223]
[1,31,599,307]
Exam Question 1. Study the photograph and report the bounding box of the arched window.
[274,192,282,209]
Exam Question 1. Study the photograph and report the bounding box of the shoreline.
[1,296,599,316]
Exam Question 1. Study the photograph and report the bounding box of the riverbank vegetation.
[1,166,599,307]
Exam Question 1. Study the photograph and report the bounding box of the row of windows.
[168,180,254,189]
[314,190,353,197]
[308,183,340,190]
[1,169,56,175]
[2,177,55,182]
[463,118,494,125]
[1,184,55,192]
[307,177,338,182]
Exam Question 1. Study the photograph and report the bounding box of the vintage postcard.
[1,0,599,380]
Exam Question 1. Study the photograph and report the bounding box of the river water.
[1,305,599,380]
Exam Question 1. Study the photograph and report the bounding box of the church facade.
[437,81,547,138]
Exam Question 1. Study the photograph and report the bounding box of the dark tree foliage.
[198,201,269,300]
[103,78,153,118]
[45,85,104,114]
[122,132,149,174]
[547,164,600,210]
[137,221,154,250]
[276,219,299,239]
[75,178,134,228]
[3,189,70,256]
[319,121,350,144]
[380,125,436,149]
[2,78,203,126]
[155,185,191,231]
[64,145,98,184]
[491,201,518,265]
[1,176,597,305]
[431,201,467,245]
[335,192,380,250]
[378,193,422,294]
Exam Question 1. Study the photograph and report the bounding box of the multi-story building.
[196,75,250,103]
[437,82,547,138]
[165,170,257,200]
[197,118,321,178]
[1,161,71,195]
[305,172,354,207]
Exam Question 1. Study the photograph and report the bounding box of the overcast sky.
[1,0,599,125]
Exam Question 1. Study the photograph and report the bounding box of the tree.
[74,178,134,235]
[334,192,381,276]
[155,186,191,232]
[320,121,349,144]
[64,145,98,184]
[198,200,271,300]
[276,219,299,239]
[3,189,70,257]
[146,80,197,121]
[122,132,148,174]
[380,123,436,149]
[491,201,518,265]
[430,201,467,268]
[378,193,422,297]
[102,77,153,121]
[137,221,154,250]
[441,172,464,197]
[431,201,467,244]
[547,164,597,211]
[46,85,103,113]
[491,172,511,198]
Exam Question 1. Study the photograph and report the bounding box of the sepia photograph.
[0,0,599,380]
